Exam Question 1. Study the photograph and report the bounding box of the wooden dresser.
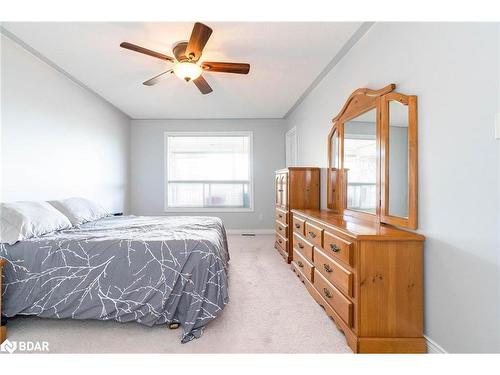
[291,209,425,353]
[274,168,320,263]
[0,259,6,344]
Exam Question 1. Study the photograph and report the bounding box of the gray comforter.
[0,215,230,343]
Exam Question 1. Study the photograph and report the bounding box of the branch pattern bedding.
[0,215,230,343]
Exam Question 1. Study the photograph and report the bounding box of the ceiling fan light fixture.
[120,22,250,94]
[173,61,202,82]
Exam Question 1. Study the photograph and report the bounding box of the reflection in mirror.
[388,101,409,218]
[331,130,339,168]
[344,108,377,214]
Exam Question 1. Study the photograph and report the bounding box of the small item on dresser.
[113,212,124,216]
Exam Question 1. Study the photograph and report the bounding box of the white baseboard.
[425,335,447,353]
[226,229,275,235]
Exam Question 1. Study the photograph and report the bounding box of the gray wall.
[0,35,131,213]
[498,24,500,326]
[286,23,500,353]
[130,119,286,230]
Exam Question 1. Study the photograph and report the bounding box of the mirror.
[326,85,418,229]
[343,108,377,214]
[387,101,409,218]
[380,92,418,229]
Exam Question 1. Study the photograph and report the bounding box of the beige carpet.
[5,235,352,353]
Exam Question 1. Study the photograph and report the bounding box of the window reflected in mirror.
[388,101,409,218]
[343,108,377,214]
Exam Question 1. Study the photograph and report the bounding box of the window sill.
[164,207,254,213]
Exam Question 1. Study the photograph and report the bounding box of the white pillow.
[48,197,109,226]
[0,201,73,245]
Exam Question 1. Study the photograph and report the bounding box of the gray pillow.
[48,197,109,226]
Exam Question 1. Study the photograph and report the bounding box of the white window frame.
[164,131,254,213]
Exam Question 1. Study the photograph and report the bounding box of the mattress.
[0,215,230,343]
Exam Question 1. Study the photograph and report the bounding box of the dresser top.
[292,209,425,241]
[276,167,320,173]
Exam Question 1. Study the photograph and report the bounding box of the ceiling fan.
[120,22,250,95]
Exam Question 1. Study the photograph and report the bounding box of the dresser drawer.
[302,274,358,352]
[314,247,353,297]
[313,269,353,327]
[291,259,308,285]
[275,220,288,238]
[292,216,305,235]
[275,234,288,261]
[323,230,353,266]
[276,233,288,250]
[304,221,323,247]
[292,248,314,282]
[293,232,313,262]
[275,208,288,224]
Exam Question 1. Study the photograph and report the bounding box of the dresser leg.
[357,337,426,353]
[0,326,6,344]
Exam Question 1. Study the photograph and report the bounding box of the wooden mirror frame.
[380,92,418,229]
[327,84,419,229]
[326,126,342,212]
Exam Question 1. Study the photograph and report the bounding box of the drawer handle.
[278,189,283,192]
[279,226,283,231]
[278,214,282,218]
[298,243,304,249]
[297,261,304,268]
[295,223,301,229]
[323,264,333,273]
[323,288,332,299]
[278,239,282,244]
[330,244,340,252]
[308,231,317,238]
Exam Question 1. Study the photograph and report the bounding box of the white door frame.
[285,127,298,167]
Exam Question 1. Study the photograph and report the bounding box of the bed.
[0,215,230,343]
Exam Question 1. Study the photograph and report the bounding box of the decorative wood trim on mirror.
[326,123,342,213]
[380,93,418,229]
[327,84,419,230]
[330,84,396,123]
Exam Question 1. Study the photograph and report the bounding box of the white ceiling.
[2,22,362,119]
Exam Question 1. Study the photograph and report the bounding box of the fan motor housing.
[172,41,189,62]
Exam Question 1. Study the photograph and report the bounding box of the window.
[164,132,253,212]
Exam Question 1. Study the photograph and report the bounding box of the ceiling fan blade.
[193,75,213,95]
[143,70,173,86]
[201,62,250,74]
[120,42,174,62]
[185,22,213,61]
